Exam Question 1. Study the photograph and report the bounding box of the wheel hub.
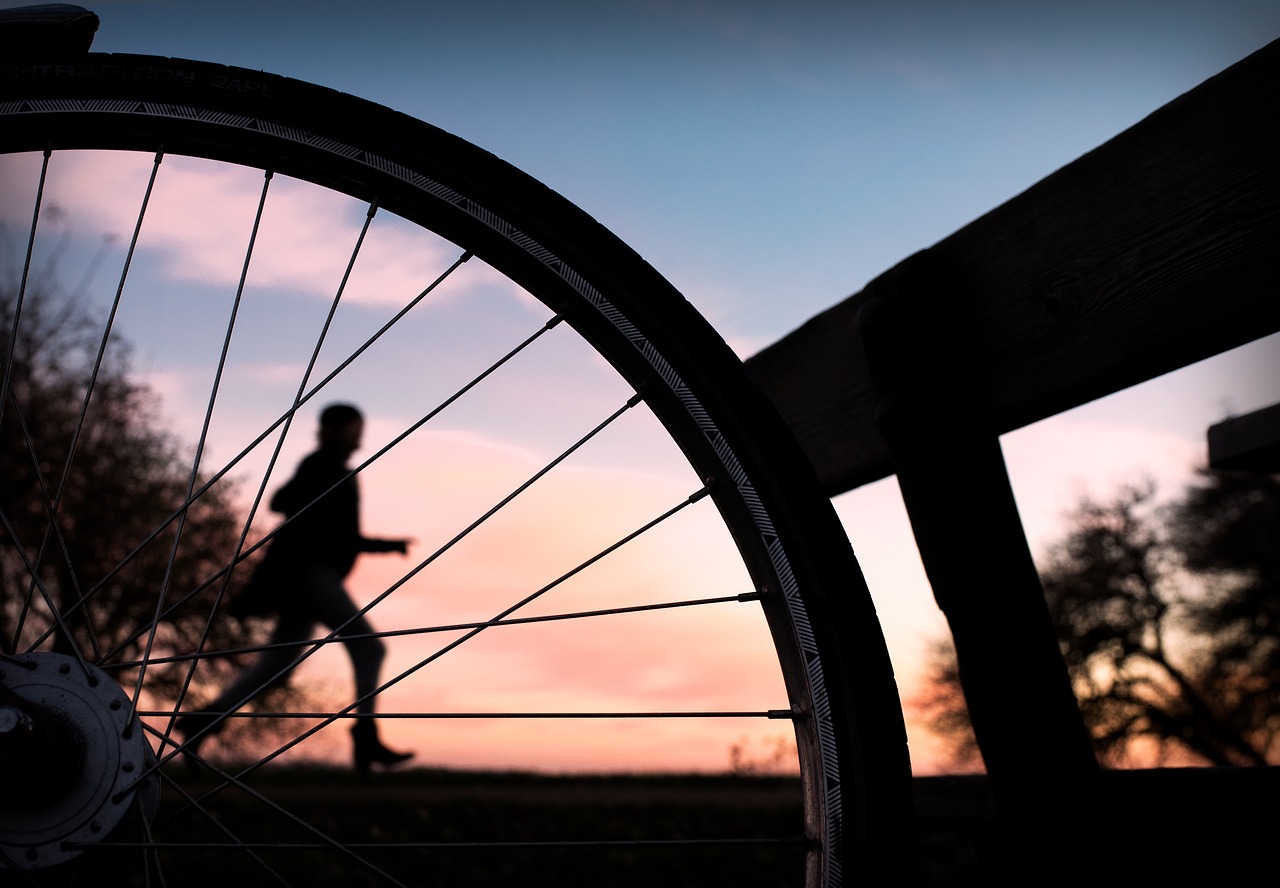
[0,653,158,870]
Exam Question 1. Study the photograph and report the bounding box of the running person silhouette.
[181,404,413,773]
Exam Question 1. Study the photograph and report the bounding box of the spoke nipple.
[58,662,71,675]
[90,821,102,834]
[122,762,135,773]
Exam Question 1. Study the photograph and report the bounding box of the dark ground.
[912,767,1279,886]
[22,765,1279,886]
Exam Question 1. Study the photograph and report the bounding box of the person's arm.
[358,537,410,554]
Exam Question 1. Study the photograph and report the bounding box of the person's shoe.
[351,721,414,775]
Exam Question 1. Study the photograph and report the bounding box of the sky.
[2,0,1278,776]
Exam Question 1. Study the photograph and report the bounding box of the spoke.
[129,165,281,720]
[3,148,53,654]
[0,149,48,440]
[142,708,795,720]
[145,767,291,887]
[15,150,150,660]
[12,148,165,655]
[0,398,96,676]
[136,722,410,888]
[161,171,285,750]
[135,801,171,888]
[0,847,42,886]
[109,591,763,670]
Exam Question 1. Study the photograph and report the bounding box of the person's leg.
[178,609,312,758]
[301,565,385,716]
[300,564,411,772]
[211,610,314,712]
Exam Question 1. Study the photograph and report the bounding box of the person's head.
[318,403,364,454]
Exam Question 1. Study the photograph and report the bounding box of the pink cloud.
[14,150,526,308]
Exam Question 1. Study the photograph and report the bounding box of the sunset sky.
[2,0,1278,775]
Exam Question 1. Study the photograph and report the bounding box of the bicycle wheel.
[0,51,911,886]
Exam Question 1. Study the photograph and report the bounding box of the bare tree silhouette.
[915,469,1280,769]
[1,272,287,750]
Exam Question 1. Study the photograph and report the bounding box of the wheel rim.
[0,55,909,886]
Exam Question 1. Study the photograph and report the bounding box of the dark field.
[86,767,817,887]
[23,766,1276,886]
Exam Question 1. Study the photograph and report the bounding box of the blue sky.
[53,1,1280,348]
[4,0,1278,772]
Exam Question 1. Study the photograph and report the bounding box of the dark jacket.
[268,447,400,578]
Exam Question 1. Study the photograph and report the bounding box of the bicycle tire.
[0,53,911,886]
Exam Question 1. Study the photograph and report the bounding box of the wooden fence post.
[855,250,1102,874]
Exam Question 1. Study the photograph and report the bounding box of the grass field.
[91,766,819,887]
[35,765,1273,886]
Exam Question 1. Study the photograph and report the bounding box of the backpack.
[227,551,300,619]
